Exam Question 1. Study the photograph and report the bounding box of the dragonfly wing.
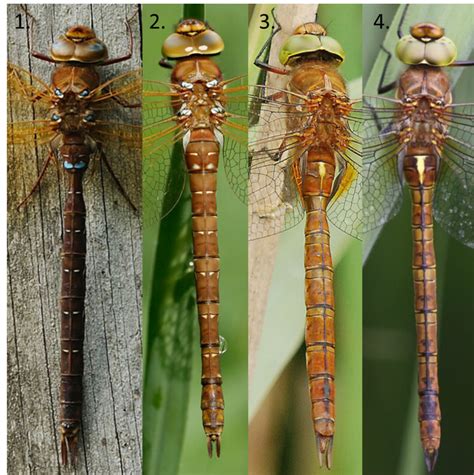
[249,84,308,239]
[361,96,404,232]
[328,154,362,240]
[143,82,187,225]
[249,152,305,239]
[433,105,474,247]
[8,63,55,106]
[92,68,142,108]
[327,105,363,240]
[222,78,248,204]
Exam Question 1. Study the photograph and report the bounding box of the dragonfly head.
[279,22,345,66]
[396,22,457,67]
[51,25,109,64]
[162,19,224,60]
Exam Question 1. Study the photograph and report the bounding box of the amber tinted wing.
[433,103,474,247]
[221,77,248,204]
[361,96,404,233]
[142,79,186,225]
[8,64,142,209]
[327,100,363,239]
[8,63,60,208]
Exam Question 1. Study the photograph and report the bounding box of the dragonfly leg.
[377,45,397,94]
[20,5,55,63]
[100,8,138,66]
[110,91,141,108]
[254,9,288,76]
[397,4,410,39]
[98,144,137,211]
[449,59,474,67]
[17,146,57,209]
[159,57,174,69]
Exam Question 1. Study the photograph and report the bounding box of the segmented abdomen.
[302,148,336,465]
[185,128,224,457]
[404,154,441,467]
[59,154,88,465]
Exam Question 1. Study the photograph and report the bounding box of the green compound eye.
[279,34,345,66]
[396,35,457,66]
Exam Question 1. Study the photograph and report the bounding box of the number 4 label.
[374,14,388,30]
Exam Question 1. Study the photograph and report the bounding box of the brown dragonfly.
[142,19,247,457]
[362,7,474,472]
[7,9,141,465]
[249,11,362,469]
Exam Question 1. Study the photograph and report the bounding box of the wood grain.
[7,4,142,473]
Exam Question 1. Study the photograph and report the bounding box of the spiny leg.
[20,5,55,63]
[98,144,137,211]
[254,8,288,76]
[100,7,138,66]
[17,145,58,209]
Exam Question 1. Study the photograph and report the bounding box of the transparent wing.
[328,101,363,239]
[361,96,404,232]
[142,77,248,226]
[433,103,474,247]
[249,84,362,239]
[143,79,186,225]
[222,77,248,204]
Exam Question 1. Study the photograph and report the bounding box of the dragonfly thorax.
[174,79,226,130]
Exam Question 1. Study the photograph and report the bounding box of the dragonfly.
[142,18,247,457]
[362,7,474,472]
[249,10,362,469]
[7,9,141,465]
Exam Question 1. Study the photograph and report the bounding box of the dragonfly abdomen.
[302,148,336,468]
[404,153,441,470]
[185,128,224,457]
[59,140,90,465]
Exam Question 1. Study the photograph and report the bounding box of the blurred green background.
[363,5,474,475]
[248,5,363,475]
[142,5,248,475]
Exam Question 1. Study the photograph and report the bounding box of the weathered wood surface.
[7,4,142,473]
